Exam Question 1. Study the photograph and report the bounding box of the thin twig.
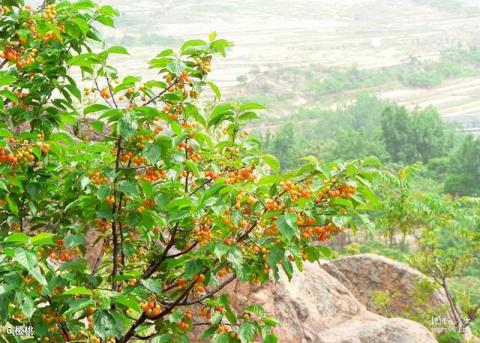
[142,77,179,106]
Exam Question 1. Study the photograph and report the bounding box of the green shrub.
[438,331,464,343]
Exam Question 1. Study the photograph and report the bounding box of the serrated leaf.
[6,195,18,214]
[62,287,93,296]
[262,155,280,173]
[245,304,265,316]
[143,143,162,164]
[166,60,184,75]
[267,246,284,268]
[239,102,266,112]
[141,279,163,295]
[209,32,217,42]
[226,247,243,270]
[184,260,204,279]
[277,214,298,241]
[152,334,174,343]
[4,233,29,244]
[84,103,110,114]
[239,322,258,343]
[181,39,207,54]
[213,333,229,343]
[14,248,47,285]
[0,72,15,86]
[31,233,55,246]
[208,81,221,100]
[117,181,138,195]
[106,46,129,55]
[113,295,141,312]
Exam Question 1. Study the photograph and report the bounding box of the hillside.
[99,0,480,127]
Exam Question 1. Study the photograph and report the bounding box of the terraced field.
[100,0,480,124]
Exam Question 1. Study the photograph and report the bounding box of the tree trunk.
[442,278,465,331]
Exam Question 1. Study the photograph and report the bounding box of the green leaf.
[209,32,217,42]
[74,0,96,10]
[152,334,174,343]
[245,304,265,316]
[84,103,110,114]
[184,260,204,279]
[267,247,284,268]
[143,143,162,164]
[149,57,173,69]
[19,294,34,319]
[0,180,7,192]
[181,39,207,54]
[264,334,278,343]
[4,233,29,244]
[73,17,89,35]
[262,155,281,173]
[213,333,229,343]
[238,111,260,122]
[166,60,185,76]
[62,287,93,296]
[200,326,218,340]
[117,181,139,195]
[226,247,243,270]
[113,295,141,312]
[96,14,115,27]
[214,243,229,259]
[64,298,94,317]
[0,129,12,138]
[239,322,258,343]
[208,103,234,128]
[239,102,266,112]
[211,39,231,57]
[0,291,12,322]
[118,113,138,138]
[299,155,318,165]
[14,248,47,285]
[185,103,206,127]
[141,279,163,295]
[0,72,15,86]
[93,311,117,339]
[277,214,298,241]
[31,233,55,246]
[6,195,18,214]
[106,46,129,55]
[364,155,382,167]
[207,81,222,100]
[282,257,294,280]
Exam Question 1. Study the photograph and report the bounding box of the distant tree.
[381,105,448,164]
[411,107,450,162]
[326,128,389,161]
[412,196,480,336]
[445,135,480,196]
[263,124,311,171]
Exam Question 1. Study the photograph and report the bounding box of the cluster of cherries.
[39,239,79,262]
[224,166,256,185]
[90,171,109,185]
[301,224,339,242]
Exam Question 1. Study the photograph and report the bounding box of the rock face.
[203,261,437,343]
[321,253,449,316]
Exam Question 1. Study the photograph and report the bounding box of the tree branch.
[120,281,196,343]
[141,223,180,279]
[111,137,123,290]
[181,275,237,306]
[165,241,199,258]
[142,77,179,106]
